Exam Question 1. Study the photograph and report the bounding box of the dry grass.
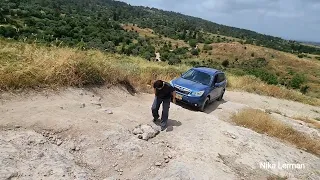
[0,38,319,106]
[0,39,187,92]
[227,74,320,106]
[232,109,320,156]
[122,24,156,38]
[267,175,288,180]
[292,116,320,129]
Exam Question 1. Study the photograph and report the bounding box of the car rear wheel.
[217,89,225,101]
[199,97,209,112]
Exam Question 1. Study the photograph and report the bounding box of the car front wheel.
[199,97,209,112]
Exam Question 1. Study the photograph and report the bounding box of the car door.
[209,74,220,101]
[213,73,225,98]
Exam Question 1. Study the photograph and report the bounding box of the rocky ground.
[0,87,319,180]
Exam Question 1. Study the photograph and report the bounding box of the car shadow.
[204,100,227,114]
[154,119,182,132]
[175,99,228,114]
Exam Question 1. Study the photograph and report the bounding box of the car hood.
[173,77,208,91]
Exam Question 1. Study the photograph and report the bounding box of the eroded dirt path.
[0,87,319,180]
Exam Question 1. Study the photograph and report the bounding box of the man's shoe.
[161,126,166,131]
[153,118,159,122]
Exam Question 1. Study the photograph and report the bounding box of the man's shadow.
[154,119,182,132]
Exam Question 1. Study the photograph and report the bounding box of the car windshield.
[181,69,212,85]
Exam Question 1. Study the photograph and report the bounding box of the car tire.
[217,89,225,101]
[199,97,209,112]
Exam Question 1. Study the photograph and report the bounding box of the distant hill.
[300,41,320,48]
[1,0,320,55]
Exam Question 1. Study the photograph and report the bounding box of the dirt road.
[1,87,319,180]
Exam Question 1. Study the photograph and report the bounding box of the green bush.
[246,69,278,85]
[290,74,306,89]
[189,39,197,47]
[300,85,309,94]
[203,44,213,51]
[204,39,213,44]
[222,60,229,67]
[191,48,199,55]
[297,54,303,58]
[174,47,188,55]
[168,56,181,65]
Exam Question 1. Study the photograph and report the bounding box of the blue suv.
[170,67,227,111]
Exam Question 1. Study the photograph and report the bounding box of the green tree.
[189,39,197,47]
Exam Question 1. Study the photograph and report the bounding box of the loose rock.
[155,162,162,166]
[56,139,63,146]
[165,159,169,163]
[80,103,86,108]
[105,110,113,114]
[132,127,143,135]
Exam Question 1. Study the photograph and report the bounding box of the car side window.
[212,75,218,85]
[216,73,226,83]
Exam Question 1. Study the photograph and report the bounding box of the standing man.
[152,80,176,131]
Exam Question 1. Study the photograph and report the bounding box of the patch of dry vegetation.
[291,116,320,129]
[0,38,319,106]
[0,39,187,92]
[232,109,320,156]
[227,75,320,106]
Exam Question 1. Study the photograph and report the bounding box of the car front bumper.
[176,92,206,107]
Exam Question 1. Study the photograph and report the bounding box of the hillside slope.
[1,87,319,179]
[1,0,320,55]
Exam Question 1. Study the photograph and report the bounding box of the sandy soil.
[0,87,319,180]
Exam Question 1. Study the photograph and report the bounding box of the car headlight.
[191,90,204,97]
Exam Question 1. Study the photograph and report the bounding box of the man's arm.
[172,91,176,104]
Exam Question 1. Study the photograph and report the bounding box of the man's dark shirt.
[154,82,174,99]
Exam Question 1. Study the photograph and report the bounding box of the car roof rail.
[194,65,208,68]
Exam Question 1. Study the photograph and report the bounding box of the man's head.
[154,80,164,90]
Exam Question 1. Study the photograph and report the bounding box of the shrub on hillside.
[300,85,310,95]
[204,39,213,44]
[191,48,199,56]
[222,60,229,67]
[246,69,278,85]
[290,74,306,89]
[174,47,188,55]
[168,56,181,65]
[203,44,213,51]
[189,39,198,47]
[297,54,303,58]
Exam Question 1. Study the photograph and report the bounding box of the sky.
[119,0,320,42]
